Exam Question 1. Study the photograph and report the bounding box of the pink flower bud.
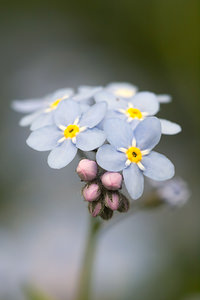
[101,172,122,190]
[82,183,101,202]
[76,159,98,181]
[105,192,120,210]
[88,201,102,217]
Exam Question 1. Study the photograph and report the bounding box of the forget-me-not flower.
[96,117,175,199]
[26,100,107,169]
[12,88,74,130]
[95,91,181,135]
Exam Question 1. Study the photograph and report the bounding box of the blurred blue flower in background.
[154,177,191,207]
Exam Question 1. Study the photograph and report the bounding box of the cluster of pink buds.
[76,159,130,220]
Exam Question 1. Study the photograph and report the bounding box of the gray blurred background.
[0,1,199,300]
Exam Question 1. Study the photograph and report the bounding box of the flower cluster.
[13,82,183,215]
[77,159,129,220]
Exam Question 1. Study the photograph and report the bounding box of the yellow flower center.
[50,98,62,110]
[126,107,142,119]
[115,89,134,98]
[64,124,80,139]
[126,147,142,163]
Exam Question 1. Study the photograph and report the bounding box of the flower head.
[12,88,74,130]
[26,100,107,169]
[106,92,159,128]
[95,91,181,135]
[96,117,175,199]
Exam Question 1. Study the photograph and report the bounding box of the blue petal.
[54,100,81,127]
[134,117,161,150]
[94,90,125,109]
[78,85,102,94]
[123,164,144,200]
[79,102,107,128]
[52,88,74,100]
[76,128,106,151]
[12,99,45,113]
[104,109,127,121]
[130,119,140,130]
[96,144,126,171]
[131,92,160,115]
[19,111,42,127]
[142,151,175,181]
[48,139,77,169]
[156,94,172,103]
[96,119,104,130]
[26,126,62,151]
[80,103,90,113]
[30,112,54,130]
[73,86,102,102]
[103,118,134,149]
[97,110,126,130]
[159,119,182,135]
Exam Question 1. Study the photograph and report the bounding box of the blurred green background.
[0,1,199,300]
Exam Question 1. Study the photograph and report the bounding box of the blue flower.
[12,88,74,130]
[95,91,181,135]
[26,100,107,169]
[96,117,175,200]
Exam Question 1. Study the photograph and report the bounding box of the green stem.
[75,216,102,300]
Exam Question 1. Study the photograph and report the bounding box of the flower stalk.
[75,216,102,300]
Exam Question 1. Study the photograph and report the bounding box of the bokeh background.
[0,1,199,299]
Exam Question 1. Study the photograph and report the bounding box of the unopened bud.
[105,192,120,211]
[117,194,130,213]
[88,201,103,217]
[101,172,122,190]
[76,159,98,181]
[100,207,113,220]
[82,183,101,202]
